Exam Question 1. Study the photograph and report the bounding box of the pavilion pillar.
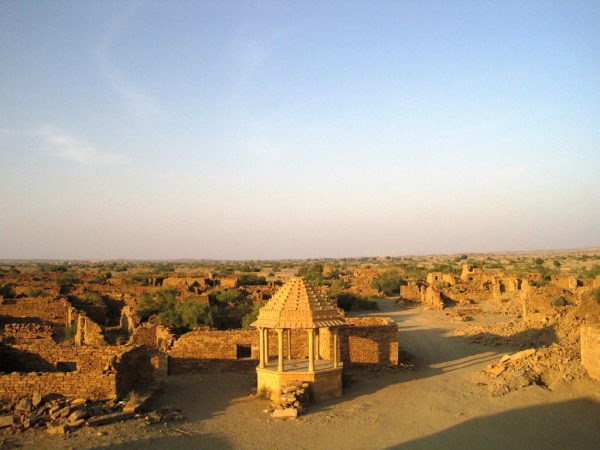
[286,329,292,360]
[315,329,320,361]
[258,327,265,368]
[308,329,315,373]
[277,329,284,373]
[264,329,269,365]
[333,328,339,369]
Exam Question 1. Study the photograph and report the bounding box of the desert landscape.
[0,250,599,448]
[2,1,599,449]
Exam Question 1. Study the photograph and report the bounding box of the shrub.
[430,263,460,275]
[24,288,43,298]
[57,274,79,291]
[238,274,267,286]
[242,301,265,330]
[64,321,77,341]
[80,292,105,306]
[256,386,271,400]
[0,284,16,298]
[136,289,216,331]
[592,288,600,305]
[435,281,451,290]
[333,293,379,311]
[553,297,568,307]
[534,258,545,266]
[296,263,326,285]
[529,278,549,288]
[371,271,406,296]
[396,263,428,281]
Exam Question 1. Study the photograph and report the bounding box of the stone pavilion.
[251,276,346,402]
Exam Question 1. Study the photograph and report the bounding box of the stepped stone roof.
[251,277,345,329]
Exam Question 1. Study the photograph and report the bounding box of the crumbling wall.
[0,297,68,328]
[550,276,581,291]
[167,329,261,373]
[120,305,141,334]
[460,264,484,282]
[426,273,455,286]
[167,317,399,373]
[115,346,154,397]
[336,317,398,367]
[349,268,381,297]
[520,284,575,314]
[74,314,106,346]
[421,286,445,310]
[0,344,149,401]
[0,371,117,401]
[400,283,422,302]
[128,323,175,351]
[581,325,600,381]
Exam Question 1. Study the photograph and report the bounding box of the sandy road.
[24,299,600,450]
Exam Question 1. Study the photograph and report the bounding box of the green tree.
[0,284,16,299]
[241,301,265,330]
[238,274,267,286]
[371,270,406,296]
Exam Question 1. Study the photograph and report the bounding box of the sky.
[1,0,599,260]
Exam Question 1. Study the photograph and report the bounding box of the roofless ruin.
[252,277,346,401]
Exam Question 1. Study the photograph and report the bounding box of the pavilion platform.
[257,359,343,402]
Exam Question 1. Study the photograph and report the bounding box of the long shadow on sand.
[311,302,558,413]
[385,398,600,450]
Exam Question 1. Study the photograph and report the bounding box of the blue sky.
[1,0,599,259]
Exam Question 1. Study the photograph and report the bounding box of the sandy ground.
[15,299,600,450]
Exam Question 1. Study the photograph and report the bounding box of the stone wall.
[581,324,600,381]
[337,317,398,367]
[0,297,68,328]
[421,286,445,310]
[166,317,399,373]
[0,343,150,401]
[400,284,422,302]
[0,371,116,401]
[128,323,175,351]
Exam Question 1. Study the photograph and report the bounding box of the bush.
[592,288,600,305]
[256,386,271,400]
[64,321,77,341]
[57,274,79,290]
[553,297,568,307]
[24,288,43,298]
[430,263,460,275]
[242,301,264,330]
[371,271,406,296]
[333,293,379,311]
[136,288,215,331]
[529,278,549,288]
[435,281,451,290]
[80,292,105,306]
[39,264,68,273]
[296,263,326,285]
[238,274,267,286]
[0,284,16,299]
[396,263,428,281]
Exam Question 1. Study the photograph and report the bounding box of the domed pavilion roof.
[251,277,345,329]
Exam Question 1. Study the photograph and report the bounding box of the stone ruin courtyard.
[0,253,599,449]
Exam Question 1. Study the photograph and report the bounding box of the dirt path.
[22,299,600,449]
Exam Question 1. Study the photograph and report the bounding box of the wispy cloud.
[97,1,159,117]
[233,32,267,87]
[36,125,129,166]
